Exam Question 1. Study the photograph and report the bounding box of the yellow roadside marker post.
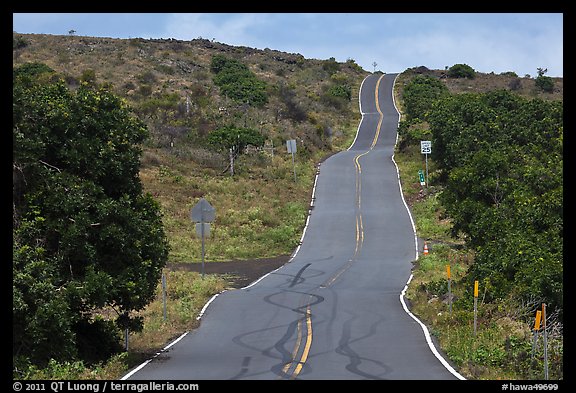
[473,280,479,336]
[531,309,542,358]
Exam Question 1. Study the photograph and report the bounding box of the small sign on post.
[420,141,431,189]
[531,309,542,358]
[287,139,297,182]
[473,280,479,336]
[418,170,425,186]
[420,140,432,154]
[190,198,216,278]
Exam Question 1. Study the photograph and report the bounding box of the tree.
[207,125,265,176]
[535,67,554,93]
[447,63,476,79]
[401,75,449,121]
[13,63,169,370]
[210,55,268,107]
[322,57,340,75]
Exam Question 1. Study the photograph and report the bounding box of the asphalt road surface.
[125,73,462,380]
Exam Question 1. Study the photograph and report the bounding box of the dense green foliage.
[401,75,449,121]
[210,54,268,107]
[396,75,448,151]
[400,74,563,318]
[448,63,476,79]
[13,63,170,372]
[535,68,555,93]
[428,90,563,314]
[327,84,352,100]
[207,125,266,153]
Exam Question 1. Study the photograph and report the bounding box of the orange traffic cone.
[423,242,429,255]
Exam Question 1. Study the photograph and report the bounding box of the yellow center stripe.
[282,74,385,379]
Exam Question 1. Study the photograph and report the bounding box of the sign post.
[162,272,167,321]
[287,139,297,182]
[420,141,431,189]
[542,303,549,380]
[446,264,452,315]
[473,280,479,336]
[190,198,216,278]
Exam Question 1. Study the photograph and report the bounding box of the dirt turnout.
[166,255,291,289]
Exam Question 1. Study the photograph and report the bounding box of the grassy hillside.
[13,32,368,263]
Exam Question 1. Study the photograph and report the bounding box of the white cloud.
[161,13,271,47]
[371,21,563,77]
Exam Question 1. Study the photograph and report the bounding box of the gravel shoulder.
[166,255,291,289]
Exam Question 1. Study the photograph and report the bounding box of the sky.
[12,13,564,77]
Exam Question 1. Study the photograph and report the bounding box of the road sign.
[190,198,215,279]
[286,139,297,153]
[421,140,432,154]
[287,139,297,182]
[190,198,215,223]
[534,310,542,331]
[195,222,211,238]
[473,280,479,336]
[418,170,425,186]
[474,280,479,298]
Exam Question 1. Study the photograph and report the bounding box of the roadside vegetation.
[393,66,563,380]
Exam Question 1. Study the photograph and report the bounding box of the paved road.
[126,73,461,380]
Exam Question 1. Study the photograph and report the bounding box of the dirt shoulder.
[166,255,291,289]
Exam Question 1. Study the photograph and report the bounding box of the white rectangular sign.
[286,139,297,154]
[421,140,432,154]
[195,222,211,238]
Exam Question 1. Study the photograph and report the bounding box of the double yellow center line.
[322,73,384,288]
[281,304,313,378]
[281,74,384,379]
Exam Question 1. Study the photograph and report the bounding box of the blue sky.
[12,13,563,77]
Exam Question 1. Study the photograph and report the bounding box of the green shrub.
[401,75,449,121]
[535,75,554,93]
[328,84,352,100]
[448,63,476,79]
[210,54,268,107]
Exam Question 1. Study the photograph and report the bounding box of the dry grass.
[138,147,320,263]
[127,270,229,354]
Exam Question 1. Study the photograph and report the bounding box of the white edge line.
[121,330,189,380]
[122,288,226,379]
[390,73,466,381]
[197,292,221,320]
